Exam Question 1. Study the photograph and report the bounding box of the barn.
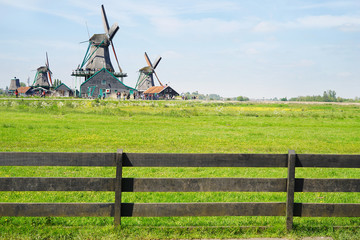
[80,68,136,99]
[143,85,179,100]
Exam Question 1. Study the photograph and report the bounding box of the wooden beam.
[123,153,288,167]
[121,202,286,217]
[294,203,360,217]
[121,178,287,192]
[286,150,296,231]
[0,203,114,217]
[296,154,360,168]
[114,149,123,226]
[0,177,114,191]
[295,178,360,192]
[0,152,115,166]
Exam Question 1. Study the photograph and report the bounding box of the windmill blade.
[153,70,164,87]
[46,52,49,68]
[108,23,119,40]
[144,52,153,68]
[110,40,123,73]
[48,71,53,86]
[45,52,53,85]
[153,56,162,69]
[101,4,110,34]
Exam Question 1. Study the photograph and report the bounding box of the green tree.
[53,79,62,88]
[236,96,249,101]
[20,82,26,87]
[323,90,337,102]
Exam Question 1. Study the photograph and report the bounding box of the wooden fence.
[0,150,359,230]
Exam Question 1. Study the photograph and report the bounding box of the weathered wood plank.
[295,179,360,192]
[0,178,115,191]
[293,203,360,217]
[286,150,296,230]
[121,202,286,217]
[0,152,115,166]
[0,203,114,217]
[296,154,360,168]
[114,149,123,226]
[121,178,287,192]
[123,153,288,167]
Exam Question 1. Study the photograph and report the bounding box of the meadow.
[0,98,359,239]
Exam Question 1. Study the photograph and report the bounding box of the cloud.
[252,15,360,33]
[253,21,278,33]
[296,15,360,30]
[295,1,360,10]
[150,17,243,37]
[0,0,86,25]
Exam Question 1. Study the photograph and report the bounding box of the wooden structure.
[72,5,127,83]
[9,77,20,93]
[135,52,163,92]
[0,150,359,230]
[80,68,136,99]
[143,85,179,100]
[16,86,33,96]
[54,83,73,97]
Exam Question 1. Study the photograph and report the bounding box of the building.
[80,68,136,99]
[9,77,20,93]
[54,83,73,97]
[143,85,179,100]
[16,86,33,96]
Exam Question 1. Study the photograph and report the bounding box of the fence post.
[114,149,123,226]
[286,150,296,230]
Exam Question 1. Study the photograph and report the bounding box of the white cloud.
[252,15,360,33]
[150,17,243,36]
[296,15,360,30]
[253,21,278,33]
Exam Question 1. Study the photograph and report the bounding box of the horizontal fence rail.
[0,150,359,230]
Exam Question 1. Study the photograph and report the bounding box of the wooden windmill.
[135,52,163,92]
[32,52,52,88]
[72,4,127,81]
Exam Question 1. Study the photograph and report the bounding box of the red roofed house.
[17,87,33,96]
[143,85,179,100]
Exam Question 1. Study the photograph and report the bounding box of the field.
[0,99,359,239]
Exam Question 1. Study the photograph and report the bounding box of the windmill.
[135,52,163,92]
[72,4,127,81]
[32,52,52,88]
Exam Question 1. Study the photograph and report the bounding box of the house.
[80,68,136,99]
[54,83,73,97]
[16,87,33,96]
[143,85,179,100]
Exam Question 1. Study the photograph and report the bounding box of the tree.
[323,90,337,102]
[20,82,26,87]
[236,96,249,101]
[53,79,62,88]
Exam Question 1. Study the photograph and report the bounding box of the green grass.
[0,99,359,239]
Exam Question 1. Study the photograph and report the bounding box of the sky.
[0,0,359,99]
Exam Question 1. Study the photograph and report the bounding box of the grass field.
[0,99,359,239]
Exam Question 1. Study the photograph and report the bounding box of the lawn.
[0,99,359,239]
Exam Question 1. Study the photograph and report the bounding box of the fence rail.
[0,150,359,230]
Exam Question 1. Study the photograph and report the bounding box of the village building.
[143,85,179,100]
[54,83,73,97]
[16,86,33,97]
[9,77,20,94]
[80,68,136,99]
